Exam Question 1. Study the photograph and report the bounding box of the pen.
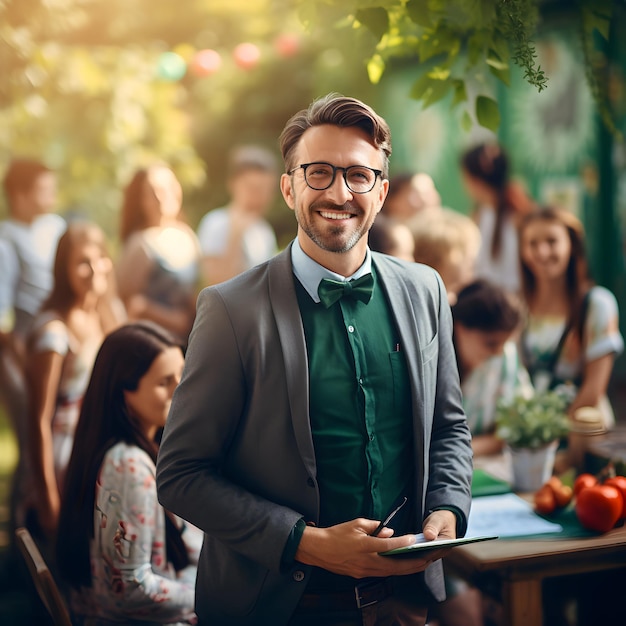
[370,496,408,537]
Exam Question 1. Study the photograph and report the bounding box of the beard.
[297,199,374,254]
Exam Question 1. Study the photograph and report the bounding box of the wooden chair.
[14,527,72,626]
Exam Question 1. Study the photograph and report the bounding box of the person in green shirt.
[157,94,473,626]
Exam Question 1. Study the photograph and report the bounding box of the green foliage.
[495,391,570,450]
[299,0,551,131]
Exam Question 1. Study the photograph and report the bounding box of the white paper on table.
[466,493,563,538]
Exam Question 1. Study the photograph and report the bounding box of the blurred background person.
[452,279,532,457]
[381,171,441,223]
[116,164,201,345]
[460,142,535,294]
[0,159,65,453]
[197,144,278,284]
[408,207,481,304]
[19,221,125,541]
[57,321,198,625]
[368,213,415,261]
[519,206,623,433]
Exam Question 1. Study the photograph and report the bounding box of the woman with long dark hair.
[56,322,197,625]
[22,221,125,538]
[519,206,623,428]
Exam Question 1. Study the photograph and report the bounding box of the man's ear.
[280,173,295,210]
[376,178,390,214]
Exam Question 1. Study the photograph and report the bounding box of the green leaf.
[355,7,390,42]
[367,53,386,84]
[486,50,507,71]
[427,66,450,80]
[410,75,451,109]
[488,64,510,86]
[475,95,500,131]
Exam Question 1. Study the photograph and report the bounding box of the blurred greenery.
[0,1,621,248]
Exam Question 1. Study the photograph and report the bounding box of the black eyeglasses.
[288,162,383,194]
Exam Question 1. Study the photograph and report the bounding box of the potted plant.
[495,391,571,492]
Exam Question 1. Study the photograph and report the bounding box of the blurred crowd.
[0,137,623,626]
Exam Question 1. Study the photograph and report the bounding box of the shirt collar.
[291,238,372,304]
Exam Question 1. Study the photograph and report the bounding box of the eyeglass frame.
[288,161,384,194]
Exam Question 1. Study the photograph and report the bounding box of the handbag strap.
[524,290,591,389]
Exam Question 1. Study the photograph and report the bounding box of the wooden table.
[444,523,626,626]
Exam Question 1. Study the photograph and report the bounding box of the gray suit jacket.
[156,244,473,625]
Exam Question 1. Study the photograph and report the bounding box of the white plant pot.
[505,440,559,492]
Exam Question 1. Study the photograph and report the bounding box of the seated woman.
[452,279,533,456]
[56,322,198,625]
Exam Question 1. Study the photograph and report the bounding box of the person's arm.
[568,287,623,417]
[157,287,304,573]
[568,353,615,416]
[98,447,196,623]
[25,323,67,537]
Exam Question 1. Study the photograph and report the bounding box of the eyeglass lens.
[304,163,378,193]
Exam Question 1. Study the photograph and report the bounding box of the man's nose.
[325,171,354,203]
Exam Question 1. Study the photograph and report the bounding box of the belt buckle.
[354,580,383,609]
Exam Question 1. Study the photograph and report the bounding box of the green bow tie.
[317,274,374,308]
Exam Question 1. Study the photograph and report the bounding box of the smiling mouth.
[319,211,354,220]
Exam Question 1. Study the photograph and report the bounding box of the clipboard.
[379,533,498,557]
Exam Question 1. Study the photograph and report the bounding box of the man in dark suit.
[156,94,473,626]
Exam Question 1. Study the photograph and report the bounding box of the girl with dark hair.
[21,221,125,538]
[519,207,623,429]
[451,278,532,457]
[56,321,198,625]
[460,142,534,293]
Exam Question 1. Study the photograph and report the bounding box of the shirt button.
[307,477,315,487]
[358,378,363,385]
[369,433,375,441]
[348,325,355,333]
[293,570,305,582]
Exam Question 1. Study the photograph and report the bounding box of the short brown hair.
[3,159,52,202]
[279,93,391,177]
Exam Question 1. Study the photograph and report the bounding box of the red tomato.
[574,473,598,496]
[575,484,623,532]
[534,485,557,515]
[603,476,626,518]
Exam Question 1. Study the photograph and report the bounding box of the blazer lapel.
[268,246,317,477]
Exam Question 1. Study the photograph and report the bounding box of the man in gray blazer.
[157,94,473,626]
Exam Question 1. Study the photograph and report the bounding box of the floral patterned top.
[521,285,623,427]
[462,341,534,436]
[71,442,198,625]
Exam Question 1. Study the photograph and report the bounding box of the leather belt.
[297,578,394,611]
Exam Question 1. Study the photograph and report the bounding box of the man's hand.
[294,518,447,579]
[421,509,457,541]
